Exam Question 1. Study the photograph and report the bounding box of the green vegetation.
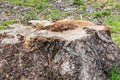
[4,9,17,14]
[43,10,67,19]
[108,64,120,80]
[0,26,7,30]
[37,0,47,10]
[1,20,16,26]
[115,2,120,9]
[73,0,83,5]
[8,0,53,10]
[23,11,39,24]
[0,20,16,30]
[89,10,111,17]
[101,10,111,16]
[104,15,120,33]
[103,15,120,47]
[9,0,46,7]
[112,34,120,47]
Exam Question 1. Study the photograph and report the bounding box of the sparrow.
[83,27,96,34]
[93,17,102,25]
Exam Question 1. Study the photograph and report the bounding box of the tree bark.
[0,19,120,80]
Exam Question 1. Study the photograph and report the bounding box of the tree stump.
[0,19,120,80]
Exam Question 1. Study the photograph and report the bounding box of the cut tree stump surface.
[0,19,120,80]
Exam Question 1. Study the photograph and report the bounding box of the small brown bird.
[83,27,96,34]
[16,34,25,41]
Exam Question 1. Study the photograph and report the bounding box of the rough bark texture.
[0,19,120,80]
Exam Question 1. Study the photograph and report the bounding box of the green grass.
[103,15,120,33]
[0,26,7,30]
[73,0,83,5]
[42,10,67,20]
[0,0,49,9]
[22,11,39,24]
[4,9,17,14]
[110,2,120,10]
[0,20,17,30]
[89,10,111,17]
[103,15,120,47]
[1,20,16,26]
[108,64,120,80]
[9,0,45,7]
[112,34,120,47]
